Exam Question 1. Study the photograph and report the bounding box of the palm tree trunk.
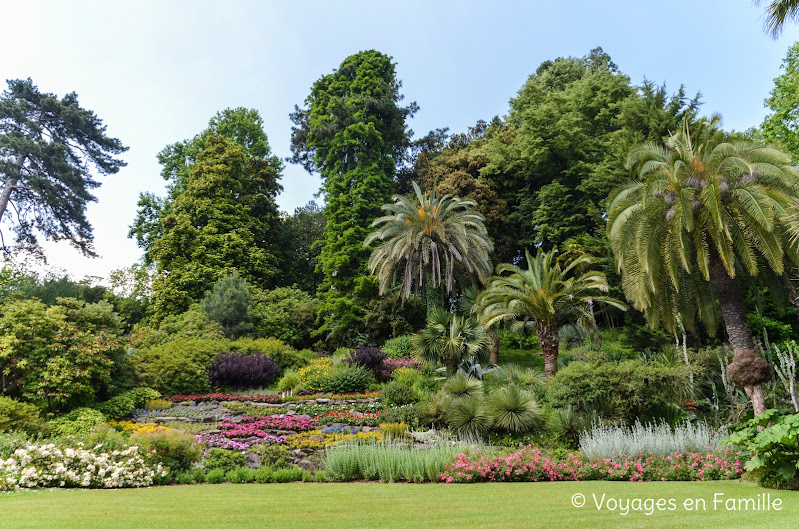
[488,327,499,364]
[709,256,771,415]
[538,323,559,377]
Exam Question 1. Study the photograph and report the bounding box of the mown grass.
[1,481,797,529]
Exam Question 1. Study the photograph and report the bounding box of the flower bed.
[108,420,173,435]
[194,432,286,451]
[286,429,383,449]
[169,393,281,404]
[0,443,166,491]
[440,446,746,483]
[286,392,380,402]
[315,409,383,426]
[217,415,317,436]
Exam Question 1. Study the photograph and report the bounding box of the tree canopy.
[0,78,128,257]
[290,49,417,346]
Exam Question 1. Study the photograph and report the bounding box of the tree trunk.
[488,327,499,364]
[0,152,26,223]
[709,255,771,416]
[538,323,559,377]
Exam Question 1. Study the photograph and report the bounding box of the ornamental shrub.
[546,360,691,424]
[95,387,161,420]
[208,352,280,389]
[321,364,373,394]
[383,335,413,358]
[344,345,385,376]
[0,396,44,434]
[296,358,336,392]
[0,443,167,490]
[204,448,247,472]
[132,429,202,474]
[380,381,419,407]
[130,338,230,395]
[277,370,301,392]
[232,338,309,371]
[47,408,107,438]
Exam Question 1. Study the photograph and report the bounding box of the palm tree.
[608,116,799,415]
[476,248,625,377]
[365,182,493,306]
[756,0,799,38]
[411,307,490,375]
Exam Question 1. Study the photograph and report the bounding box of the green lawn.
[1,481,797,529]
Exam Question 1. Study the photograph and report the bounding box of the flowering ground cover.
[1,482,797,529]
[440,446,746,483]
[217,415,317,435]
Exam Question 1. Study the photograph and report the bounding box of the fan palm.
[365,181,493,304]
[476,248,626,377]
[411,307,490,375]
[757,0,799,38]
[608,116,799,415]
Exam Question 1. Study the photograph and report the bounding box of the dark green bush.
[379,405,423,428]
[380,381,419,407]
[321,364,373,394]
[546,360,691,424]
[204,448,247,472]
[0,396,44,434]
[131,338,230,395]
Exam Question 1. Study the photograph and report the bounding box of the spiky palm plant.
[608,116,799,415]
[365,181,494,303]
[477,249,626,377]
[411,307,490,375]
[445,396,492,436]
[486,385,542,433]
[757,0,799,38]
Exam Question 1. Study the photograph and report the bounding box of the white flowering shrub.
[0,443,167,491]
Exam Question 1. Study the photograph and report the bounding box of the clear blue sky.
[1,0,797,280]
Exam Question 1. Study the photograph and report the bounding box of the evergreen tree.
[290,50,417,346]
[0,79,127,257]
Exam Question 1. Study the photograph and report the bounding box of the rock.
[308,435,325,442]
[292,449,304,457]
[361,427,372,433]
[245,452,260,468]
[201,417,217,423]
[333,400,345,405]
[304,400,317,406]
[152,417,178,422]
[294,414,312,420]
[187,400,197,406]
[299,459,312,470]
[316,398,330,404]
[286,410,297,416]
